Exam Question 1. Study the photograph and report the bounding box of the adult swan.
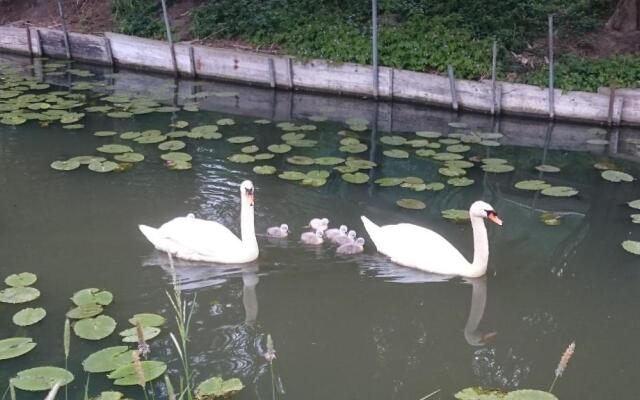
[361,201,502,278]
[138,180,259,263]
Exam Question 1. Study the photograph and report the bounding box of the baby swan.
[334,230,356,246]
[301,229,324,245]
[325,225,347,241]
[267,224,289,238]
[337,237,365,255]
[308,218,329,231]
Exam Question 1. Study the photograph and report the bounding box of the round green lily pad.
[254,119,271,124]
[286,139,317,147]
[345,159,377,170]
[73,315,117,340]
[68,156,105,165]
[94,130,117,137]
[195,377,244,398]
[396,198,426,210]
[425,182,445,191]
[439,167,466,177]
[287,155,315,165]
[253,165,277,175]
[375,177,403,187]
[281,132,305,141]
[416,131,441,138]
[120,131,141,140]
[446,160,474,169]
[446,144,471,153]
[278,171,306,181]
[515,180,551,191]
[254,153,275,160]
[384,149,409,159]
[227,154,255,163]
[161,152,192,162]
[136,135,167,144]
[51,160,80,171]
[114,153,144,163]
[629,199,640,210]
[482,158,508,165]
[535,164,561,173]
[97,144,133,154]
[339,143,368,153]
[541,186,579,197]
[380,136,406,146]
[241,145,259,153]
[10,367,74,391]
[227,136,254,144]
[91,391,126,400]
[119,326,161,343]
[88,161,119,173]
[416,149,436,158]
[540,213,561,226]
[480,140,501,147]
[432,152,463,161]
[128,313,166,327]
[267,144,292,154]
[107,111,133,119]
[166,160,192,170]
[107,361,167,385]
[622,240,640,255]
[504,389,558,400]
[5,272,37,287]
[341,172,369,184]
[315,157,345,165]
[0,337,37,360]
[441,209,470,222]
[439,138,460,145]
[601,170,634,182]
[82,346,132,373]
[482,163,515,173]
[448,177,474,187]
[13,308,46,326]
[66,304,104,319]
[72,288,113,306]
[216,118,235,125]
[158,140,186,151]
[0,287,40,304]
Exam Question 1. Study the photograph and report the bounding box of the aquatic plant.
[549,341,576,393]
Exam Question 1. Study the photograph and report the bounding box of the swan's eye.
[485,210,496,217]
[245,188,253,195]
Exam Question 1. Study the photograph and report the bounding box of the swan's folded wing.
[157,217,244,256]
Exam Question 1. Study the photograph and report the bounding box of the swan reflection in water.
[142,252,284,396]
[361,259,529,388]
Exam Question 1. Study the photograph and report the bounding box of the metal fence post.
[548,14,555,119]
[371,0,379,99]
[447,64,458,111]
[56,0,71,59]
[160,0,178,76]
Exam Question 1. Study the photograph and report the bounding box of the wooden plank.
[448,65,458,111]
[105,32,175,72]
[0,26,30,55]
[268,58,276,88]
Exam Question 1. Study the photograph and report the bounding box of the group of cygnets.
[266,217,366,255]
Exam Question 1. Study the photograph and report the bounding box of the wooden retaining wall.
[1,25,639,126]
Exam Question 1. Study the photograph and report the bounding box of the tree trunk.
[606,0,640,32]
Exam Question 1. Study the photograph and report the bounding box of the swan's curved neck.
[469,215,489,277]
[240,200,257,248]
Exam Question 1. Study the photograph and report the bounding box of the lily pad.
[631,214,640,224]
[120,131,141,140]
[416,131,442,138]
[5,272,37,287]
[72,288,113,306]
[541,186,579,197]
[128,313,166,327]
[396,198,426,210]
[0,287,40,304]
[158,140,186,151]
[166,160,192,170]
[433,152,463,161]
[540,213,561,226]
[253,165,277,175]
[480,140,501,147]
[119,326,161,342]
[504,390,557,400]
[92,392,126,400]
[375,177,403,187]
[448,177,475,187]
[439,138,460,145]
[114,153,144,163]
[601,170,634,182]
[281,132,305,141]
[454,387,505,399]
[267,144,292,154]
[439,167,466,177]
[82,346,132,373]
[107,111,133,119]
[345,159,377,170]
[13,308,46,326]
[535,164,561,173]
[278,171,306,181]
[287,155,315,165]
[629,199,640,210]
[107,361,167,385]
[341,172,369,184]
[339,143,368,153]
[515,180,551,191]
[216,118,235,126]
[161,152,192,162]
[380,136,407,146]
[447,144,471,153]
[66,304,104,319]
[446,160,474,169]
[384,149,409,159]
[482,164,515,173]
[482,158,508,165]
[97,144,133,154]
[228,154,255,163]
[242,145,260,154]
[593,160,617,170]
[73,315,117,340]
[227,136,254,144]
[442,209,470,223]
[136,135,167,144]
[94,130,117,137]
[10,367,74,391]
[286,139,318,147]
[195,377,244,399]
[622,240,640,255]
[51,160,81,171]
[88,161,119,173]
[416,149,436,158]
[0,337,37,360]
[425,182,445,191]
[315,156,345,165]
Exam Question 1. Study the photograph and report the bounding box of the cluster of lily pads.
[455,387,558,400]
[0,270,244,399]
[623,199,640,255]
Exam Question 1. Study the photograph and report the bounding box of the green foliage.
[112,0,165,39]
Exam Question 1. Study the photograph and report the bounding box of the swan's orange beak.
[488,211,502,226]
[245,188,254,206]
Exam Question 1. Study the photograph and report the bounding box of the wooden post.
[36,29,44,57]
[371,0,379,99]
[491,40,497,115]
[388,68,394,100]
[286,57,294,90]
[26,26,33,58]
[495,83,502,115]
[548,14,555,119]
[447,64,458,111]
[189,46,197,78]
[160,0,178,76]
[103,36,114,68]
[268,58,276,88]
[56,0,72,59]
[607,85,616,126]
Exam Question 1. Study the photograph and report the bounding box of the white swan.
[267,224,289,238]
[361,201,502,278]
[336,237,365,255]
[325,225,347,241]
[138,180,259,263]
[301,230,324,245]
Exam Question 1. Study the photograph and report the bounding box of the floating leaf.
[396,199,426,210]
[340,138,360,146]
[504,389,558,400]
[166,160,192,170]
[425,182,445,191]
[541,186,579,197]
[88,161,119,173]
[535,164,560,173]
[241,145,259,154]
[253,165,276,175]
[631,214,640,224]
[286,139,317,147]
[227,136,254,144]
[403,177,424,184]
[439,138,460,145]
[108,361,167,385]
[442,209,470,223]
[0,287,40,304]
[1,115,27,125]
[433,152,463,161]
[540,213,561,226]
[345,159,376,170]
[515,180,551,191]
[380,136,406,146]
[454,387,505,399]
[446,160,474,169]
[97,144,133,154]
[416,149,436,158]
[287,155,315,165]
[267,144,292,154]
[5,272,37,287]
[120,131,141,140]
[170,120,189,129]
[195,377,244,399]
[278,171,306,181]
[447,144,471,153]
[439,167,466,177]
[167,131,188,138]
[622,240,640,255]
[448,177,474,187]
[482,164,515,173]
[128,313,165,327]
[119,326,161,343]
[50,160,80,171]
[341,172,369,184]
[593,160,617,170]
[114,153,144,163]
[92,392,126,400]
[629,199,640,210]
[73,315,117,340]
[13,308,46,326]
[407,139,430,148]
[254,153,274,160]
[482,158,508,165]
[82,346,132,373]
[227,154,255,163]
[281,132,305,141]
[107,111,133,119]
[300,124,317,131]
[158,140,186,151]
[94,130,117,137]
[216,118,235,126]
[375,177,403,187]
[161,152,192,162]
[66,304,103,319]
[480,140,501,147]
[384,149,409,159]
[136,135,167,144]
[10,367,74,391]
[302,170,330,187]
[0,337,36,363]
[601,170,634,182]
[314,157,345,166]
[416,131,442,138]
[72,288,113,306]
[339,143,368,153]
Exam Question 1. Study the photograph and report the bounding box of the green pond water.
[1,55,639,399]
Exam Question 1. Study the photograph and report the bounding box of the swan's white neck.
[469,215,489,277]
[240,199,258,249]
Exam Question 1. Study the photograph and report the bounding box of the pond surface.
[0,55,639,399]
